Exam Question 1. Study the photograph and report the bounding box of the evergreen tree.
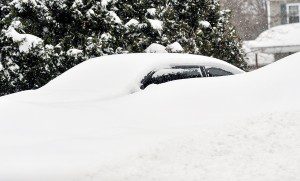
[0,0,245,96]
[162,0,244,66]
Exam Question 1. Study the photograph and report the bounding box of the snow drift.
[0,53,299,181]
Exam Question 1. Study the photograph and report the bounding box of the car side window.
[206,67,233,77]
[140,66,208,89]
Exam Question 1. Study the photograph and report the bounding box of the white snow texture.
[0,53,299,181]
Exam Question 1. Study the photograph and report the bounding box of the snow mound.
[145,43,167,53]
[146,42,184,53]
[166,42,184,53]
[4,27,43,53]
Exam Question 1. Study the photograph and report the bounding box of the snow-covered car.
[35,53,244,101]
[0,53,299,181]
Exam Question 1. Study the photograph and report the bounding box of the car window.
[140,66,208,89]
[206,67,233,77]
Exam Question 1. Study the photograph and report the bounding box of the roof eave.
[250,45,300,54]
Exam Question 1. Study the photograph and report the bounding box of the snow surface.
[147,19,163,32]
[86,9,95,19]
[108,11,122,24]
[11,0,38,10]
[0,53,299,181]
[152,68,199,78]
[100,32,112,41]
[4,27,43,53]
[166,42,184,53]
[243,41,275,66]
[125,19,139,27]
[199,20,211,28]
[145,43,167,53]
[101,0,112,7]
[71,0,83,8]
[66,48,83,56]
[147,8,156,16]
[146,42,184,53]
[249,23,300,48]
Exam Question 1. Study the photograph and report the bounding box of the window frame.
[140,65,208,90]
[206,67,233,77]
[286,3,300,24]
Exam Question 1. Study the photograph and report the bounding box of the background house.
[268,0,300,28]
[244,0,300,70]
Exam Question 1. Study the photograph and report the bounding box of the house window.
[287,4,300,23]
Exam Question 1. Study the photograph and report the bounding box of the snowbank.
[0,53,299,180]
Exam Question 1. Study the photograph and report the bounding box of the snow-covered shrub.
[166,42,184,53]
[145,43,167,53]
[0,28,86,96]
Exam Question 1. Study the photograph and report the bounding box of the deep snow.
[0,53,299,181]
